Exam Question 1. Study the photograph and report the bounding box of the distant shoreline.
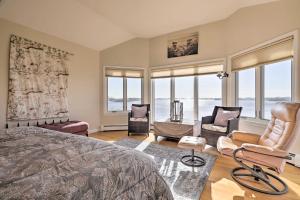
[108,97,290,102]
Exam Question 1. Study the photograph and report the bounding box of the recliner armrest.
[230,131,260,144]
[227,118,239,133]
[241,143,289,158]
[201,116,214,124]
[128,112,133,120]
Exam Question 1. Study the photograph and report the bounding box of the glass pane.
[198,74,222,119]
[175,76,194,122]
[238,68,256,118]
[154,78,171,121]
[263,59,292,120]
[107,77,123,111]
[127,78,142,110]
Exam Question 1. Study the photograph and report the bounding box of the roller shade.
[231,36,294,71]
[105,67,144,78]
[151,64,223,78]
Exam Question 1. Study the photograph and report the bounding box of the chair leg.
[231,147,288,195]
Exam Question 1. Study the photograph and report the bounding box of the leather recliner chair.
[217,102,300,195]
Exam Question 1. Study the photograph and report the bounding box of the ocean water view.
[108,97,290,121]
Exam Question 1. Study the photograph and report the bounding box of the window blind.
[151,64,223,78]
[105,67,144,78]
[231,36,294,71]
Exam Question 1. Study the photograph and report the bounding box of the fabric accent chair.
[201,106,242,147]
[128,104,150,136]
[217,102,300,195]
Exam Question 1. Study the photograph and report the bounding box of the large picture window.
[198,74,222,119]
[152,64,224,122]
[263,59,292,119]
[175,76,194,122]
[235,59,292,120]
[107,77,124,112]
[237,68,256,118]
[127,78,142,110]
[154,78,171,121]
[233,35,294,121]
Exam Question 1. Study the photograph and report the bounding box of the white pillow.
[214,108,239,127]
[132,106,147,118]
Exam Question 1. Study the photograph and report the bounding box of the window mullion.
[151,79,155,123]
[123,77,127,111]
[256,67,263,119]
[171,77,175,102]
[194,76,198,121]
[235,72,239,106]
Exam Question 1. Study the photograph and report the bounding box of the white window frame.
[104,66,145,114]
[230,31,298,123]
[151,59,226,123]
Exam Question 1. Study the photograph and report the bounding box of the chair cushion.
[39,121,89,134]
[178,136,206,152]
[202,124,227,133]
[214,108,240,127]
[130,117,148,122]
[132,106,147,118]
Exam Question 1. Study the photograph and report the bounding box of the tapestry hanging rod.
[5,118,70,129]
[11,34,74,56]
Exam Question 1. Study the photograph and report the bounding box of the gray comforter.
[0,127,173,200]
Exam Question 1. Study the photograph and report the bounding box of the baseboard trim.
[288,153,300,167]
[101,125,128,131]
[88,129,100,134]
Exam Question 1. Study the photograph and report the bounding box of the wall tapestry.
[7,35,72,120]
[167,32,198,58]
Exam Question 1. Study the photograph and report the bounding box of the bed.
[0,127,173,200]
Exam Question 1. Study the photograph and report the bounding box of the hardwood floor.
[89,131,300,200]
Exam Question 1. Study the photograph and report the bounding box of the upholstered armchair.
[217,102,300,195]
[128,104,150,136]
[201,106,242,147]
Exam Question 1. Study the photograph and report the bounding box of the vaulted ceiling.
[0,0,277,50]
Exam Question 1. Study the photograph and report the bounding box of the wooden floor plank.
[89,131,300,200]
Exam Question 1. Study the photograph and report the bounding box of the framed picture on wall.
[167,32,198,58]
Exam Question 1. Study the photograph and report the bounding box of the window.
[233,35,294,121]
[127,78,142,110]
[107,77,124,112]
[237,68,256,118]
[106,67,144,112]
[175,76,194,122]
[198,74,222,119]
[235,59,292,120]
[154,78,171,121]
[263,59,292,119]
[152,71,224,122]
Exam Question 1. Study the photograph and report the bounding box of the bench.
[39,120,89,136]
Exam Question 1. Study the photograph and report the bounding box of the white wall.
[150,20,226,67]
[0,18,101,131]
[99,38,150,127]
